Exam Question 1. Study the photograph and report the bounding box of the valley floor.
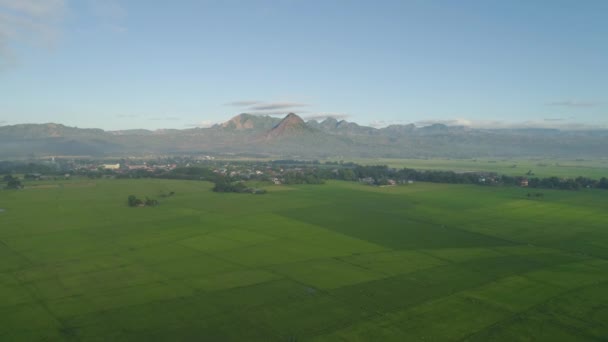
[354,157,608,179]
[1,179,608,341]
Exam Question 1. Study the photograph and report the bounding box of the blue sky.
[0,0,606,130]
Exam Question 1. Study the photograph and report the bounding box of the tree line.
[145,164,608,191]
[328,165,608,190]
[212,179,266,194]
[2,175,23,189]
[4,161,607,193]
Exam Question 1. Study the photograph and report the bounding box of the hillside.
[219,113,281,131]
[1,114,608,158]
[265,113,314,139]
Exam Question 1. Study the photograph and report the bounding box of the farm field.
[1,179,608,341]
[353,157,608,179]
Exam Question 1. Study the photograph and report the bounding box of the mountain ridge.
[265,113,314,139]
[1,113,608,158]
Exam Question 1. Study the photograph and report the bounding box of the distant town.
[2,155,607,192]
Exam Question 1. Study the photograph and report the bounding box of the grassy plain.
[353,157,608,179]
[1,178,608,340]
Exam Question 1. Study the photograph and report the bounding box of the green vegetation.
[127,195,159,207]
[2,175,22,190]
[1,178,608,340]
[355,157,608,179]
[212,179,266,194]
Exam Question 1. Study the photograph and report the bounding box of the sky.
[0,0,606,130]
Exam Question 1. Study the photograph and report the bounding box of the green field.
[2,179,608,341]
[352,158,608,179]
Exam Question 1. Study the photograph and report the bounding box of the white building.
[102,163,120,170]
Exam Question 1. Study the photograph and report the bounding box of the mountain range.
[1,113,607,159]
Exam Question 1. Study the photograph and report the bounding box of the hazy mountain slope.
[0,123,105,139]
[219,113,281,131]
[265,113,313,139]
[1,115,607,158]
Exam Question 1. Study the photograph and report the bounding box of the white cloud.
[369,119,408,128]
[304,113,350,121]
[0,0,66,67]
[0,0,65,17]
[244,110,308,116]
[185,120,216,128]
[367,117,607,130]
[547,100,600,108]
[414,118,608,130]
[415,119,473,127]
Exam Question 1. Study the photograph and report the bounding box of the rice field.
[354,157,608,179]
[1,178,608,341]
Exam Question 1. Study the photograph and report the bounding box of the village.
[3,156,607,191]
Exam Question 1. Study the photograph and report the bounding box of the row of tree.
[154,164,608,191]
[328,165,608,191]
[212,179,266,194]
[0,161,60,175]
[282,171,325,185]
[6,160,603,193]
[127,195,159,207]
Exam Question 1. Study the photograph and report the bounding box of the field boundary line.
[9,272,79,341]
[0,238,34,268]
[304,257,602,340]
[456,279,608,342]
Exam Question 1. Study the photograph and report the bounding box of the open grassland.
[353,157,608,179]
[1,179,608,341]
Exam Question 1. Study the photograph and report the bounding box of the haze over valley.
[2,113,608,159]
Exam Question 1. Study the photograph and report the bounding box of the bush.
[127,195,142,207]
[4,175,23,190]
[145,197,159,206]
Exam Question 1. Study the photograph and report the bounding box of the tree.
[145,197,159,206]
[599,177,608,189]
[127,195,142,207]
[338,168,357,181]
[4,175,22,189]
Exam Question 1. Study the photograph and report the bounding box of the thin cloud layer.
[185,120,216,128]
[414,118,607,130]
[243,111,304,116]
[369,119,408,128]
[86,0,127,32]
[116,114,139,118]
[225,100,261,107]
[226,100,309,112]
[149,116,181,121]
[0,0,66,67]
[0,0,64,17]
[304,113,350,121]
[415,119,473,127]
[250,102,308,111]
[547,100,600,108]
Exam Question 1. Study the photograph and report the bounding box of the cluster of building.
[76,163,178,173]
[213,165,281,179]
